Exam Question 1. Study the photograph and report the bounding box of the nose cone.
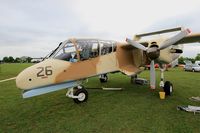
[16,59,71,90]
[16,69,29,90]
[16,64,38,90]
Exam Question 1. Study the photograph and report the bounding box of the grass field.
[0,63,200,133]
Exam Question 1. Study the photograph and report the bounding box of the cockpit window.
[76,40,99,60]
[51,41,78,62]
[50,39,117,62]
[99,41,113,55]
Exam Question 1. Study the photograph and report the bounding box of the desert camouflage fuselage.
[16,38,182,90]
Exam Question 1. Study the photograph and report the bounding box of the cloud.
[0,0,200,59]
[0,0,93,58]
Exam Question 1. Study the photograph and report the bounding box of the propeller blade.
[0,77,16,83]
[126,38,147,51]
[159,29,191,50]
[150,60,156,89]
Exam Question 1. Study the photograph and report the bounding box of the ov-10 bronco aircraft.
[1,27,200,103]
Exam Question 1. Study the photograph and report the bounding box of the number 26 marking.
[37,66,53,77]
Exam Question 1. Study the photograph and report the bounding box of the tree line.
[178,53,200,64]
[0,56,32,63]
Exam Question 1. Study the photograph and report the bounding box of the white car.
[184,64,200,72]
[195,61,200,66]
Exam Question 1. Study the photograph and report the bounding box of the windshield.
[50,40,78,62]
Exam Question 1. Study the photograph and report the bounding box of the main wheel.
[130,75,137,84]
[192,69,195,72]
[73,88,88,104]
[163,81,173,96]
[99,74,108,83]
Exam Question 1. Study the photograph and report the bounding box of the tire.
[100,74,108,83]
[130,75,138,84]
[164,81,173,96]
[192,69,195,72]
[74,85,84,90]
[73,88,88,104]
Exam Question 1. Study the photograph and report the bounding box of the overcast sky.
[0,0,200,59]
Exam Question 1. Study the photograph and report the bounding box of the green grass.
[0,63,200,133]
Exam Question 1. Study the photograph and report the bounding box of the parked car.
[184,63,200,72]
[195,61,200,66]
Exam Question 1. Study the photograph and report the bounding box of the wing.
[174,33,200,45]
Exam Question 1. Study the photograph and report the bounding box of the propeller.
[159,29,190,50]
[150,60,156,89]
[126,28,190,89]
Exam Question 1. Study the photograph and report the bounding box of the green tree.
[8,56,14,63]
[195,53,200,61]
[3,56,9,62]
[27,57,32,63]
[185,57,195,63]
[178,56,185,64]
[14,57,21,63]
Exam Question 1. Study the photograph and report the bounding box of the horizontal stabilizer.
[22,81,80,98]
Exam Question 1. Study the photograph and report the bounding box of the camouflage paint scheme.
[16,32,200,91]
[16,41,146,90]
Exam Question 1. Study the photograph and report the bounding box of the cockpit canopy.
[50,39,116,62]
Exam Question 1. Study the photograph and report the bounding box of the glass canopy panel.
[51,41,78,62]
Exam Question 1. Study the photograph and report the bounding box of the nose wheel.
[159,67,173,96]
[163,81,173,96]
[66,86,88,104]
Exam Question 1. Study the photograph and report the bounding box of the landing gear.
[99,74,108,83]
[66,86,88,104]
[130,75,137,84]
[159,68,165,88]
[159,66,173,96]
[73,88,88,103]
[163,81,173,96]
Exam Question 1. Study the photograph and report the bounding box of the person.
[69,52,78,62]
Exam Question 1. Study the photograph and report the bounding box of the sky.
[0,0,200,59]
